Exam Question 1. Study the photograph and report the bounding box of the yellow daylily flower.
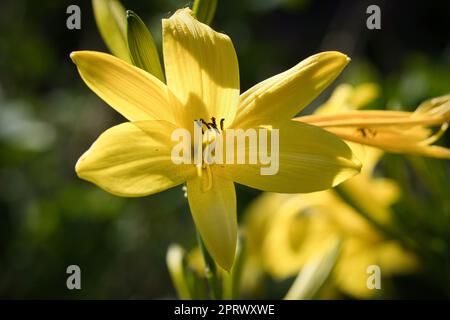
[72,8,361,271]
[296,89,450,159]
[243,148,417,298]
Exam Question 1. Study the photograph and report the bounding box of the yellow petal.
[187,172,237,271]
[314,83,380,115]
[335,240,417,298]
[261,193,340,278]
[349,83,380,109]
[71,51,178,123]
[297,110,446,128]
[338,145,399,224]
[415,94,450,117]
[233,51,350,128]
[218,121,361,193]
[297,93,450,159]
[313,84,354,115]
[162,8,240,126]
[341,172,400,226]
[76,120,195,197]
[283,237,341,300]
[324,126,450,159]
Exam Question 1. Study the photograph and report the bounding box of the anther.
[210,117,217,129]
[208,117,222,133]
[196,117,226,133]
[200,118,211,129]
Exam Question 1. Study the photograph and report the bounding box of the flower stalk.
[197,231,221,300]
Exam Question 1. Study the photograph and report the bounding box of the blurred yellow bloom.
[243,84,418,298]
[71,9,360,270]
[296,88,450,159]
[243,152,417,298]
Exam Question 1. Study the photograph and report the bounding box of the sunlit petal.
[71,51,178,123]
[233,51,349,128]
[187,172,237,271]
[218,121,361,193]
[163,8,239,126]
[76,120,195,197]
[324,126,450,159]
[297,94,450,159]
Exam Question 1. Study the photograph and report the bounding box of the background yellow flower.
[242,84,420,298]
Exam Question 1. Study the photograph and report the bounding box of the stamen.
[196,117,226,133]
[200,118,211,129]
[207,117,221,133]
[192,118,223,192]
[211,117,217,127]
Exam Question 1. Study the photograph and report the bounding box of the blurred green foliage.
[0,0,449,298]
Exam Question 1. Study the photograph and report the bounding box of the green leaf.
[192,0,218,25]
[92,0,130,62]
[284,238,341,300]
[126,11,165,82]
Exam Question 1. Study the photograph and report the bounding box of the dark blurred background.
[0,0,449,298]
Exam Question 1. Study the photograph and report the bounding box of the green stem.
[222,234,244,299]
[196,231,220,300]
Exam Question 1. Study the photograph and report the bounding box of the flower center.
[193,117,226,192]
[195,117,225,134]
